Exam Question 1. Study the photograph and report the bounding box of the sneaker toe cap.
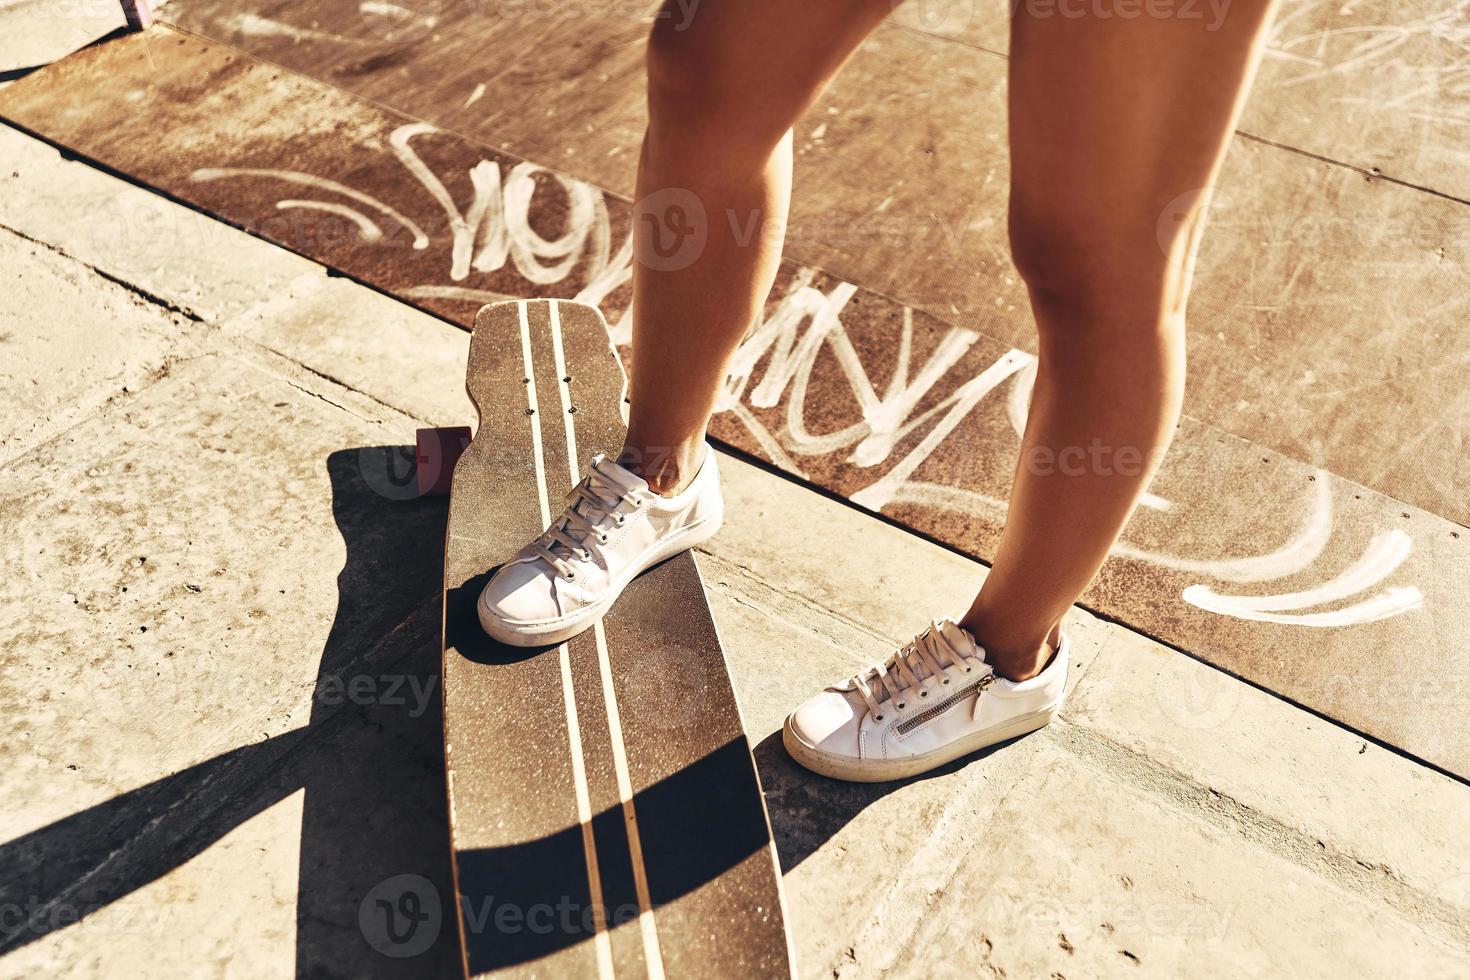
[479,560,559,625]
[786,689,862,758]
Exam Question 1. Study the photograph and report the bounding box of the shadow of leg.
[292,448,458,976]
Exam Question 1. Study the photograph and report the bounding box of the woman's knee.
[1007,190,1192,340]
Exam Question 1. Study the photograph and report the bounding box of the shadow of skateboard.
[425,300,793,978]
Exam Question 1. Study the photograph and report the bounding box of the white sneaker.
[478,448,723,645]
[783,620,1068,782]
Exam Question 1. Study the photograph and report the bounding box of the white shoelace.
[532,456,641,580]
[850,621,989,719]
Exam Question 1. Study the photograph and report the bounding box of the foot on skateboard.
[477,447,723,646]
[438,299,792,978]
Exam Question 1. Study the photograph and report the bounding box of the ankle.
[987,646,1050,683]
[956,619,1058,682]
[617,439,704,496]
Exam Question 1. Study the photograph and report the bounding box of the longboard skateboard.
[425,299,792,978]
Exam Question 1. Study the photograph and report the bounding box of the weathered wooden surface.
[1,28,1466,780]
[154,0,1470,531]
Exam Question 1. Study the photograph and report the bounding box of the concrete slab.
[222,269,473,428]
[0,0,125,75]
[0,226,181,460]
[896,744,1470,979]
[701,455,1470,976]
[1064,628,1470,919]
[1,787,302,979]
[0,348,443,922]
[0,126,322,325]
[923,0,1470,201]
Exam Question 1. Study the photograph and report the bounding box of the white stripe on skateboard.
[549,301,668,980]
[519,302,616,980]
[517,302,554,533]
[552,302,667,975]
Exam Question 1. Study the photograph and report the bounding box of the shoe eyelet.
[942,679,951,685]
[965,667,973,673]
[598,534,608,543]
[875,714,884,722]
[897,702,906,710]
[920,690,929,697]
[565,571,576,581]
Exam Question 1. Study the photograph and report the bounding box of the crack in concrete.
[0,220,205,323]
[281,377,379,427]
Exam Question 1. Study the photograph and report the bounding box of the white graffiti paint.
[197,121,1426,629]
[275,199,383,242]
[191,166,430,248]
[1181,530,1424,626]
[221,12,360,45]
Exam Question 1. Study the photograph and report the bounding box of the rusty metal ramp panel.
[2,27,1466,781]
[151,0,1470,534]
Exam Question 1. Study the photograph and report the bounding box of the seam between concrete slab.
[4,199,426,438]
[1233,131,1470,208]
[1074,598,1470,790]
[0,221,208,467]
[0,219,205,322]
[697,549,902,655]
[1047,718,1470,949]
[0,350,203,471]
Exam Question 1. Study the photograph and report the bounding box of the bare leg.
[959,1,1280,679]
[622,0,894,492]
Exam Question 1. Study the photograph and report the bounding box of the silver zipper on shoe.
[894,672,997,735]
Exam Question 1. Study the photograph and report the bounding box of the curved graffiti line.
[190,166,430,248]
[275,199,383,242]
[1180,530,1425,626]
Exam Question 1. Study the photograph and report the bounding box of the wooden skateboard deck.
[437,300,792,978]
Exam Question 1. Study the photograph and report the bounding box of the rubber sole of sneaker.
[781,705,1059,783]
